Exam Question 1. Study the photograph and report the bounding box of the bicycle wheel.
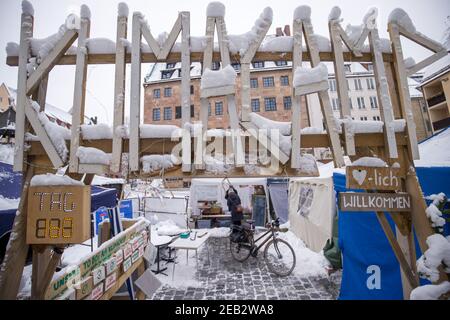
[230,241,252,262]
[263,238,296,276]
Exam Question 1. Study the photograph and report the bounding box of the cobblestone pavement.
[152,237,341,300]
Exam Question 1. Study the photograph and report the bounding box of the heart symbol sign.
[352,169,367,186]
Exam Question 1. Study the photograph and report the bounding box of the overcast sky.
[0,0,448,124]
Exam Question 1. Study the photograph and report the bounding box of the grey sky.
[0,0,449,124]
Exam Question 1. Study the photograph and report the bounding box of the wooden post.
[31,246,51,299]
[180,12,192,172]
[35,248,64,299]
[13,8,34,172]
[69,10,90,173]
[129,12,142,172]
[369,26,398,159]
[111,6,128,173]
[291,19,303,168]
[302,20,345,167]
[329,20,356,156]
[0,166,34,299]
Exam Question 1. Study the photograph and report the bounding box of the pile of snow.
[22,0,34,16]
[294,5,311,21]
[206,2,225,17]
[228,7,273,56]
[426,203,446,231]
[411,281,450,300]
[415,127,450,167]
[259,36,293,52]
[345,24,363,45]
[0,195,20,210]
[351,157,388,167]
[249,113,291,136]
[404,57,416,69]
[81,124,113,140]
[311,34,332,52]
[76,146,111,165]
[208,227,231,238]
[388,8,416,34]
[31,101,70,162]
[328,6,342,22]
[118,2,129,18]
[85,38,116,54]
[0,144,14,165]
[200,65,236,90]
[293,63,328,87]
[336,117,406,134]
[80,4,91,19]
[5,42,19,57]
[141,154,176,173]
[30,25,77,64]
[155,219,185,236]
[416,234,450,283]
[140,124,181,139]
[30,173,84,186]
[301,127,325,134]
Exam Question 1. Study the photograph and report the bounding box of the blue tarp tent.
[337,127,450,300]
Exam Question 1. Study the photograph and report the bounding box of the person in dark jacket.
[225,186,243,226]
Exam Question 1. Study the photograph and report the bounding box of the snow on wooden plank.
[26,29,78,95]
[129,12,142,172]
[181,11,191,172]
[157,15,182,60]
[69,14,90,173]
[291,19,303,168]
[111,9,128,173]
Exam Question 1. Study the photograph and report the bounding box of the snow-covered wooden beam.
[180,11,191,172]
[26,29,78,95]
[291,18,303,169]
[329,12,356,156]
[69,7,91,173]
[158,15,182,60]
[300,9,345,168]
[111,3,129,173]
[13,5,34,172]
[129,12,142,172]
[368,15,398,159]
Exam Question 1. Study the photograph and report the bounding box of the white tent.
[288,162,337,252]
[189,177,268,217]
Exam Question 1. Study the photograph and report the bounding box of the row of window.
[152,105,196,121]
[331,96,379,111]
[251,75,289,88]
[251,97,292,112]
[153,85,195,99]
[357,116,381,121]
[329,78,376,92]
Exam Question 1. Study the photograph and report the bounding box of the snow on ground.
[415,127,450,167]
[0,144,14,165]
[0,195,20,210]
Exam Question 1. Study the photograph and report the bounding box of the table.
[150,234,173,275]
[169,230,210,280]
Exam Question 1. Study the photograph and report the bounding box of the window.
[263,77,275,87]
[283,96,292,110]
[163,107,172,120]
[208,103,211,116]
[349,98,353,109]
[152,108,160,121]
[344,64,351,72]
[347,80,351,91]
[264,97,277,111]
[231,63,241,71]
[211,61,220,70]
[215,102,223,115]
[332,98,340,111]
[190,105,195,118]
[166,62,176,69]
[354,78,363,90]
[367,64,374,71]
[280,76,289,86]
[153,88,160,99]
[360,116,368,121]
[251,99,260,112]
[373,116,381,121]
[164,87,172,97]
[357,97,366,109]
[252,61,265,68]
[190,85,194,95]
[161,70,174,79]
[329,79,337,92]
[369,96,378,109]
[250,78,258,88]
[175,106,182,119]
[275,61,288,66]
[366,78,375,90]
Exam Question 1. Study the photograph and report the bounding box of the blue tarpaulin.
[336,166,450,300]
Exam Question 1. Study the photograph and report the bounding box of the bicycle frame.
[245,226,277,254]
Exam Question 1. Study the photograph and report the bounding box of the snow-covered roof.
[420,53,450,86]
[415,126,450,167]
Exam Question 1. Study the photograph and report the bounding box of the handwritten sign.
[104,272,117,291]
[339,192,411,212]
[346,166,403,191]
[92,265,106,286]
[27,185,91,244]
[74,276,93,300]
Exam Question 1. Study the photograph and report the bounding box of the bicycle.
[229,218,296,276]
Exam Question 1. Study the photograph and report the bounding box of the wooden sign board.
[74,276,93,300]
[339,192,411,212]
[27,185,91,244]
[346,166,403,191]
